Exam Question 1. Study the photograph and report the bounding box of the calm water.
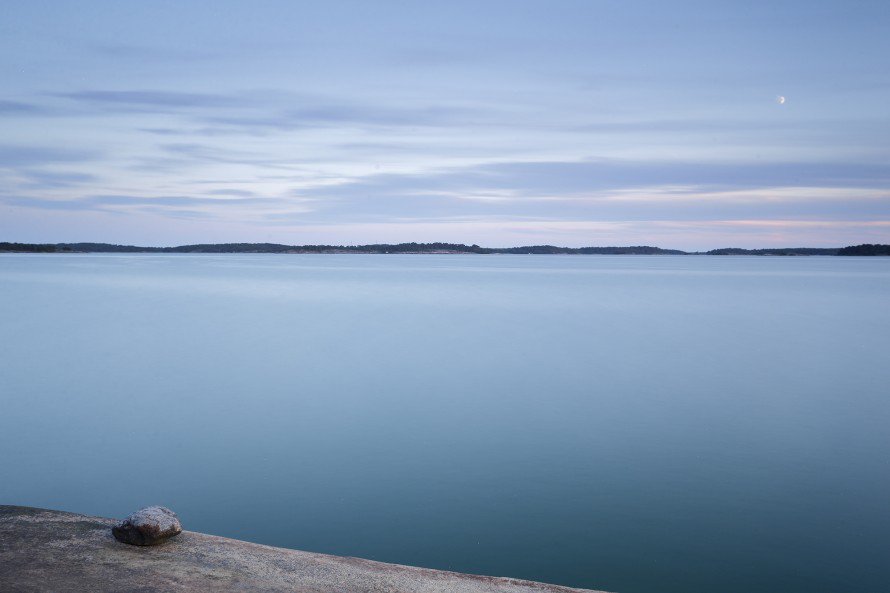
[1,254,888,593]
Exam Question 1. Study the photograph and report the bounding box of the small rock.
[112,506,182,546]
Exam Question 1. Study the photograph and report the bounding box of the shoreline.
[4,241,889,256]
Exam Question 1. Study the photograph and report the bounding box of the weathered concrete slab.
[0,506,607,593]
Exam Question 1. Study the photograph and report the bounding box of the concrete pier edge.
[0,505,608,593]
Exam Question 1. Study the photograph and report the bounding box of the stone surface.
[0,505,609,593]
[112,506,183,546]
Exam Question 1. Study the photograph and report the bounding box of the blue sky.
[1,0,888,249]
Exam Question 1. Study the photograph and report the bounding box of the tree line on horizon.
[2,241,890,255]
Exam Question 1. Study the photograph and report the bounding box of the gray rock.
[112,506,182,546]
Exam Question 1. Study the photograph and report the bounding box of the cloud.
[87,195,226,207]
[201,103,484,132]
[295,158,890,202]
[0,100,49,115]
[1,197,79,211]
[84,42,220,62]
[5,150,889,232]
[15,170,98,189]
[53,88,486,133]
[155,142,305,170]
[0,145,100,167]
[1,193,287,215]
[276,158,890,224]
[138,128,184,136]
[57,90,242,110]
[470,160,890,193]
[205,189,257,197]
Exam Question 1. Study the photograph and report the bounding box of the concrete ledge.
[0,506,607,593]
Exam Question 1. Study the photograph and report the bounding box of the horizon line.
[3,241,889,256]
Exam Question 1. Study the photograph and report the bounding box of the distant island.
[1,241,889,256]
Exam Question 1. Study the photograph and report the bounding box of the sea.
[1,253,888,593]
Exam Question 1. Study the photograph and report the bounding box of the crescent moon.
[777,96,786,105]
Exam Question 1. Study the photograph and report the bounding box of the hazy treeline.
[2,241,888,255]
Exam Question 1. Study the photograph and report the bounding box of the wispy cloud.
[205,189,257,197]
[57,90,242,110]
[84,42,221,62]
[0,145,100,167]
[155,142,307,170]
[0,100,50,115]
[254,158,890,227]
[1,193,289,215]
[292,158,890,202]
[53,88,488,133]
[13,169,98,189]
[200,104,486,132]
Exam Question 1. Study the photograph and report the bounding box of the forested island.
[1,241,889,255]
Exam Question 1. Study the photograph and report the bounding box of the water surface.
[1,254,888,593]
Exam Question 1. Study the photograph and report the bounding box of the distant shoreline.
[1,241,889,256]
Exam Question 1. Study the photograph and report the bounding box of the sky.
[1,0,889,249]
